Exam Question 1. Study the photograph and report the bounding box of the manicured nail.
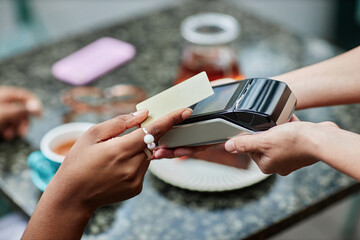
[182,108,193,120]
[153,150,160,159]
[133,109,148,116]
[225,140,235,152]
[153,151,164,160]
[26,100,41,113]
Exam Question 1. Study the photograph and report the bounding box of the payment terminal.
[159,78,296,148]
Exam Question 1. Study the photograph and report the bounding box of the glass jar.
[174,12,244,84]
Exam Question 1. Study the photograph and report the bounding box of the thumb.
[225,134,262,153]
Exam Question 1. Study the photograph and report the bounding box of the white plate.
[149,158,270,192]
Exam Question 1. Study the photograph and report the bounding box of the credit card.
[136,71,214,126]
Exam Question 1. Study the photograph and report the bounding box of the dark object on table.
[160,78,296,147]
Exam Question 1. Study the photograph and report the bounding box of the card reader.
[159,78,297,148]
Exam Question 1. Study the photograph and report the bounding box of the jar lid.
[180,12,240,45]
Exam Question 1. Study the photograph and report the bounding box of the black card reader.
[159,78,296,147]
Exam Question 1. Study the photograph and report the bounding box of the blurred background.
[0,0,359,59]
[0,0,360,239]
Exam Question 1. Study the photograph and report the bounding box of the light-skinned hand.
[154,115,300,169]
[153,144,251,169]
[224,118,339,176]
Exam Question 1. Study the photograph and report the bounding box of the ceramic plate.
[149,158,270,192]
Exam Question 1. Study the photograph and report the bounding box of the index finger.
[81,110,149,144]
[0,86,38,102]
[0,104,27,124]
[153,145,208,159]
[108,108,193,155]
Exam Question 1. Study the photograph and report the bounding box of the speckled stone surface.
[0,0,358,239]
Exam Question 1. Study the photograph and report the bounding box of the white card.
[136,71,214,126]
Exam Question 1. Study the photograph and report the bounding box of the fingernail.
[133,109,148,116]
[153,151,163,160]
[182,108,193,120]
[225,140,235,152]
[26,100,41,113]
[153,151,160,159]
[174,149,189,157]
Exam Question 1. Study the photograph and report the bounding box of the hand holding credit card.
[136,72,214,126]
[137,72,296,148]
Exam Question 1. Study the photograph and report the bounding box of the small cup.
[28,122,93,191]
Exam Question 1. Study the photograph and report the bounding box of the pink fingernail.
[133,109,148,116]
[182,108,193,120]
[225,140,235,152]
[26,100,41,113]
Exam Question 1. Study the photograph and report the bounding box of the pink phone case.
[52,37,136,85]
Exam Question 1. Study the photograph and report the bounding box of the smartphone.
[52,37,136,85]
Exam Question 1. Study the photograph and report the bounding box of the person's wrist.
[45,170,97,219]
[271,74,304,109]
[271,74,297,95]
[301,122,326,162]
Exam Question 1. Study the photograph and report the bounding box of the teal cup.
[27,122,94,191]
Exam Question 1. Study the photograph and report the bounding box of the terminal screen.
[191,81,245,115]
